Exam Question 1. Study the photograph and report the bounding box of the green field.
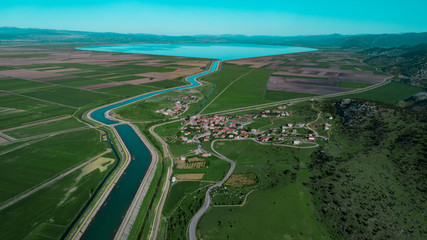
[0,94,74,129]
[163,181,205,215]
[0,129,107,203]
[0,151,116,240]
[49,77,109,87]
[96,84,159,97]
[200,64,275,113]
[4,117,87,139]
[0,78,48,91]
[19,86,114,107]
[198,140,331,239]
[174,156,230,181]
[334,81,425,104]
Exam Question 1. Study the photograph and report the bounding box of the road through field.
[188,140,236,240]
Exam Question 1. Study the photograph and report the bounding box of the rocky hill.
[363,44,427,87]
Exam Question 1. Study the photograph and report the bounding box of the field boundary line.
[1,90,79,109]
[1,115,72,132]
[0,149,111,211]
[199,69,254,114]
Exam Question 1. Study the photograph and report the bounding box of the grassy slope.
[198,140,331,240]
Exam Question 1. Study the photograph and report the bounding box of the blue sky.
[1,0,426,36]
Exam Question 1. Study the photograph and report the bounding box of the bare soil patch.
[121,78,152,85]
[175,173,205,181]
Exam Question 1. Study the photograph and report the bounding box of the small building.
[184,131,191,136]
[201,152,211,157]
[308,136,315,141]
[288,123,293,127]
[172,176,177,183]
[293,140,301,145]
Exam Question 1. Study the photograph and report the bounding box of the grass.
[0,78,48,91]
[163,181,204,215]
[333,81,425,104]
[0,94,74,130]
[201,64,275,113]
[0,54,50,58]
[143,79,187,89]
[337,81,373,89]
[198,140,331,240]
[19,86,114,107]
[4,117,87,138]
[0,152,116,240]
[49,78,109,87]
[96,84,159,97]
[116,87,205,122]
[0,129,107,203]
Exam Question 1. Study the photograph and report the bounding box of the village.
[176,103,332,147]
[155,95,200,117]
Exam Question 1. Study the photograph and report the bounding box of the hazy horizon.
[1,0,426,36]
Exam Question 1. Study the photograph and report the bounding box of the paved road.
[188,140,236,240]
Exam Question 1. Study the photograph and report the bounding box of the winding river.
[82,61,220,239]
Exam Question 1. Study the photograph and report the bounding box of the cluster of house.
[156,96,199,116]
[257,107,291,119]
[175,103,333,145]
[178,115,251,143]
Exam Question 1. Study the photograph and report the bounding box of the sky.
[1,0,426,36]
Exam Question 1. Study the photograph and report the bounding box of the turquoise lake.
[77,43,316,60]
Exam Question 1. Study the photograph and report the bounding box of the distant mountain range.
[1,27,427,49]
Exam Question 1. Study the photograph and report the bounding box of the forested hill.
[363,44,427,87]
[310,99,427,240]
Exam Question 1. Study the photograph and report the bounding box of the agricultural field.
[0,128,107,203]
[199,63,275,114]
[333,81,426,104]
[0,151,116,240]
